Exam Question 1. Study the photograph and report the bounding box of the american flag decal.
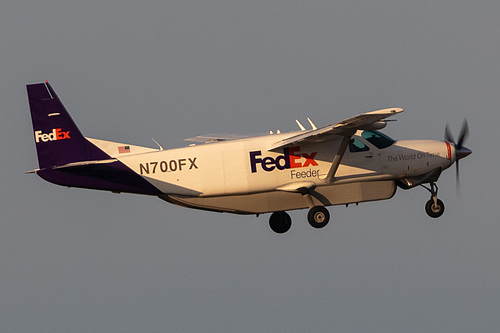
[118,146,131,154]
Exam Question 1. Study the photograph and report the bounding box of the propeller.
[444,119,471,193]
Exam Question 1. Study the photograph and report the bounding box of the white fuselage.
[89,131,454,214]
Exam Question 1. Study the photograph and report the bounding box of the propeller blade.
[445,119,470,196]
[445,124,455,144]
[456,119,469,149]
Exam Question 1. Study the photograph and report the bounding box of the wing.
[184,133,258,143]
[268,107,403,151]
[270,107,403,184]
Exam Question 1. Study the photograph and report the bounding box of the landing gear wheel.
[307,206,330,229]
[425,198,445,218]
[421,182,445,218]
[269,211,292,234]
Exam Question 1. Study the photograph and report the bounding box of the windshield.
[361,130,395,149]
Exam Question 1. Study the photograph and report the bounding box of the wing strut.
[320,134,353,184]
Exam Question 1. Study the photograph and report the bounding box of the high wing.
[184,133,258,143]
[270,107,403,184]
[269,108,403,151]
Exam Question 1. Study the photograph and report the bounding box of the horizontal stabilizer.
[52,159,117,170]
[33,158,161,195]
[24,158,116,174]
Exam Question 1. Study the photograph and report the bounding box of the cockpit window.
[361,130,395,149]
[349,138,370,152]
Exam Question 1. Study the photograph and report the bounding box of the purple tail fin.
[27,81,161,195]
[27,81,109,169]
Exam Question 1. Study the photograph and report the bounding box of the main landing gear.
[269,206,330,233]
[421,182,445,218]
[269,211,292,234]
[307,206,330,228]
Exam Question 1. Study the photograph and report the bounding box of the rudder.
[27,81,109,169]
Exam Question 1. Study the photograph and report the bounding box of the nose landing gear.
[421,182,445,218]
[425,198,445,218]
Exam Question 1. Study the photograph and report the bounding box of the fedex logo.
[35,128,71,143]
[250,146,318,173]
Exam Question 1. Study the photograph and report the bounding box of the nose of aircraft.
[456,146,471,161]
[445,120,470,163]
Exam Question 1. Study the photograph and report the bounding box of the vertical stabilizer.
[26,81,161,195]
[27,81,109,169]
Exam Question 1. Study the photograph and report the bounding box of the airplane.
[26,81,471,233]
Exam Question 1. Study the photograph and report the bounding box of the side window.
[349,138,370,152]
[361,130,395,149]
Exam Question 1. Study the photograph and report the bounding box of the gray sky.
[1,0,499,332]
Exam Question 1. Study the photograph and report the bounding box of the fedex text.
[35,128,71,143]
[250,147,318,173]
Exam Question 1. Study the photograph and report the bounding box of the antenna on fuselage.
[296,118,317,130]
[307,118,317,130]
[295,119,306,131]
[151,138,164,151]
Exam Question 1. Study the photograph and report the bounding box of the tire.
[425,198,445,218]
[269,211,292,234]
[307,206,330,229]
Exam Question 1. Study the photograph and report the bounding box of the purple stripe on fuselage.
[37,160,162,195]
